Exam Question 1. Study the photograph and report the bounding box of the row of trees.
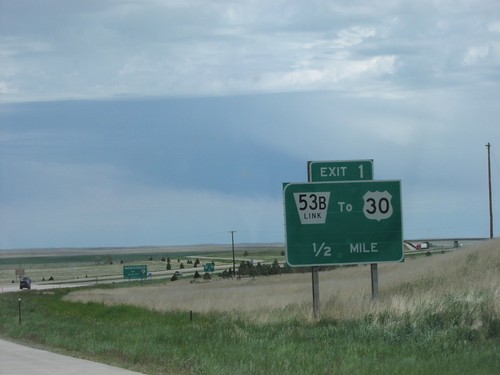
[217,259,301,278]
[238,259,282,277]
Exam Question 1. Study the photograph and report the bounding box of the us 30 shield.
[363,190,393,221]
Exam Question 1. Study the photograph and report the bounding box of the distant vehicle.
[174,271,183,277]
[20,276,31,289]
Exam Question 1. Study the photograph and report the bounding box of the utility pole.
[229,231,236,277]
[486,143,494,238]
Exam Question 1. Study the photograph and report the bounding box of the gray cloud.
[1,0,499,248]
[2,0,498,102]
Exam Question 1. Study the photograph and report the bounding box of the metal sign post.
[370,263,379,301]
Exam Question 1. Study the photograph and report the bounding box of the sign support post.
[370,263,379,301]
[307,166,320,319]
[312,266,320,319]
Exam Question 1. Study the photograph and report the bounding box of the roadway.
[0,264,235,293]
[0,339,145,375]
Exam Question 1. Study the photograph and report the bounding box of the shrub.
[270,259,281,275]
[219,270,231,279]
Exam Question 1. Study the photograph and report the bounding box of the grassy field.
[0,240,499,374]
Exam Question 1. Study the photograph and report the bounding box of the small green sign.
[308,160,373,182]
[284,180,403,267]
[204,263,215,272]
[123,265,148,279]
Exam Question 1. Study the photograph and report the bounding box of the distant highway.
[0,264,236,293]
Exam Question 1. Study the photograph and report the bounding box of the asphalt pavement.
[0,339,145,375]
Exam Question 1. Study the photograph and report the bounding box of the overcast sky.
[1,0,499,249]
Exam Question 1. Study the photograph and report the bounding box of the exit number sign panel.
[284,180,403,267]
[308,160,373,182]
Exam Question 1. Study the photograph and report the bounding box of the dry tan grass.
[65,239,500,323]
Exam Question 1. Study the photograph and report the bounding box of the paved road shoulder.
[0,339,145,375]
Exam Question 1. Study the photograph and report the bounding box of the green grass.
[1,288,498,375]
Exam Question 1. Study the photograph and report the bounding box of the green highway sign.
[284,180,403,267]
[123,265,148,279]
[204,263,215,272]
[308,160,373,182]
